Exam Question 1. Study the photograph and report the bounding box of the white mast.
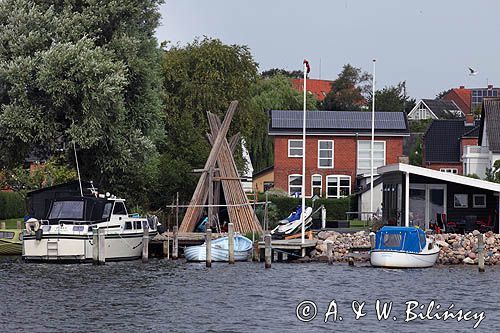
[301,60,309,245]
[73,142,83,197]
[370,59,376,220]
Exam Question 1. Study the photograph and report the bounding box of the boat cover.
[374,226,426,253]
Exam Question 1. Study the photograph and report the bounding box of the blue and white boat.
[184,235,253,262]
[370,226,440,268]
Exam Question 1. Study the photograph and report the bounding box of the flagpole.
[301,60,308,245]
[370,59,376,221]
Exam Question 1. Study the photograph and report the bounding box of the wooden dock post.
[16,221,22,229]
[253,241,260,262]
[477,233,485,272]
[264,234,272,269]
[0,221,5,229]
[348,257,354,266]
[206,228,212,268]
[228,223,235,264]
[142,227,149,263]
[92,229,99,264]
[98,228,106,265]
[326,240,333,265]
[370,232,376,249]
[163,237,170,259]
[172,225,178,260]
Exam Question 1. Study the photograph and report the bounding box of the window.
[311,174,322,197]
[318,140,334,168]
[288,174,302,196]
[49,201,84,220]
[357,140,386,175]
[326,175,350,198]
[288,140,303,157]
[454,194,468,208]
[112,202,127,215]
[473,194,486,208]
[102,203,113,219]
[125,221,133,230]
[0,231,14,239]
[383,234,402,247]
[440,168,458,174]
[134,221,142,229]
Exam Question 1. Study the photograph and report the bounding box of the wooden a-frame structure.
[179,101,263,234]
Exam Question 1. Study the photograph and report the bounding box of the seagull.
[468,67,478,76]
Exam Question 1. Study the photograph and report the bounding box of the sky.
[155,0,500,99]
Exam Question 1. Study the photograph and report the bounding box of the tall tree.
[0,0,164,205]
[436,89,452,99]
[261,68,303,78]
[368,82,416,112]
[321,64,371,110]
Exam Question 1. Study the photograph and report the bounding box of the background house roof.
[442,88,471,114]
[269,110,409,135]
[421,99,463,118]
[291,78,333,101]
[479,98,500,152]
[423,119,480,163]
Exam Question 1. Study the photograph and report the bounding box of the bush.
[0,191,26,220]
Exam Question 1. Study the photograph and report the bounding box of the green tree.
[261,68,303,78]
[409,136,423,166]
[321,64,371,110]
[0,0,164,206]
[436,89,452,99]
[368,82,416,113]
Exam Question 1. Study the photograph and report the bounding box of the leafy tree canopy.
[261,68,303,78]
[436,89,452,99]
[368,82,416,113]
[321,64,371,111]
[0,0,164,205]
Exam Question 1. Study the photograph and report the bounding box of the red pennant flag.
[303,59,310,74]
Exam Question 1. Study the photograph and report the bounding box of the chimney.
[459,85,465,89]
[465,113,475,126]
[488,84,493,89]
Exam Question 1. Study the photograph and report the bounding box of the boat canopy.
[374,226,426,253]
[46,197,124,224]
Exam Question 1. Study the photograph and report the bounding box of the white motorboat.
[23,194,158,262]
[271,206,313,238]
[184,235,252,262]
[370,226,440,268]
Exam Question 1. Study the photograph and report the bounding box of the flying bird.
[468,67,478,76]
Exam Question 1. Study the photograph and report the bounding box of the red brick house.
[291,78,333,101]
[269,110,409,197]
[442,85,500,115]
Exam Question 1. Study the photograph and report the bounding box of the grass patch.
[0,217,24,229]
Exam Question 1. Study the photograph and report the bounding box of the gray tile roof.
[422,99,463,118]
[479,98,500,152]
[269,110,409,135]
[424,120,479,163]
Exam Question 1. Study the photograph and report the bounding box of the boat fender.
[35,228,43,241]
[25,218,40,234]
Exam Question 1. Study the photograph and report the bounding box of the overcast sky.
[156,0,500,99]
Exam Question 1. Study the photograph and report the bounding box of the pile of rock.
[435,231,500,265]
[311,230,500,265]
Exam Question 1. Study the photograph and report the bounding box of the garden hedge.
[0,191,26,220]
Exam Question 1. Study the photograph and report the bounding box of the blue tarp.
[374,226,426,253]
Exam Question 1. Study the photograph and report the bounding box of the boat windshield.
[49,201,84,220]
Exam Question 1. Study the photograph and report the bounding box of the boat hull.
[184,245,251,262]
[370,249,439,268]
[0,241,22,255]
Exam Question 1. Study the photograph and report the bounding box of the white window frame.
[288,139,303,158]
[311,174,322,197]
[326,175,351,198]
[440,168,458,174]
[288,174,303,197]
[318,140,334,168]
[473,194,486,208]
[357,140,386,175]
[454,194,468,208]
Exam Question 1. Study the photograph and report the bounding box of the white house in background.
[463,98,500,178]
[408,99,464,120]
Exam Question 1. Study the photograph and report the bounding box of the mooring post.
[253,240,260,262]
[228,223,235,264]
[369,232,376,249]
[16,221,22,229]
[321,205,326,229]
[0,221,5,229]
[172,225,178,260]
[348,257,354,266]
[206,228,212,268]
[326,240,333,265]
[264,233,272,269]
[477,233,485,272]
[163,235,170,259]
[142,226,149,264]
[92,228,99,265]
[264,192,269,231]
[98,228,106,265]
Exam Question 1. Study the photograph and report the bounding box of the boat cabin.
[45,197,128,224]
[375,226,427,253]
[377,163,500,233]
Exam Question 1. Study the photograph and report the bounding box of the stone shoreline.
[310,230,500,265]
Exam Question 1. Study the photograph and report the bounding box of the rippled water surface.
[0,256,499,332]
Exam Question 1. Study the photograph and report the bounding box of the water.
[0,257,498,332]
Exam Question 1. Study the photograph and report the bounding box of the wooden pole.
[264,192,269,232]
[208,167,214,231]
[163,239,169,259]
[321,205,327,229]
[228,222,235,264]
[477,233,485,272]
[264,234,272,268]
[0,221,5,229]
[142,226,149,264]
[16,221,22,229]
[253,241,260,262]
[172,225,178,260]
[92,229,99,265]
[370,232,376,249]
[206,228,212,268]
[98,228,106,265]
[326,240,333,265]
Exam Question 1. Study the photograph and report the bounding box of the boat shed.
[377,163,500,233]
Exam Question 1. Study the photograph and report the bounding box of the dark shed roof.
[424,120,480,163]
[269,110,409,135]
[422,99,463,118]
[479,98,500,152]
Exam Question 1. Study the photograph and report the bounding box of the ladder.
[47,240,58,256]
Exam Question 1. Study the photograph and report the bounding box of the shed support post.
[405,171,410,227]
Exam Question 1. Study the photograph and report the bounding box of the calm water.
[0,257,498,332]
